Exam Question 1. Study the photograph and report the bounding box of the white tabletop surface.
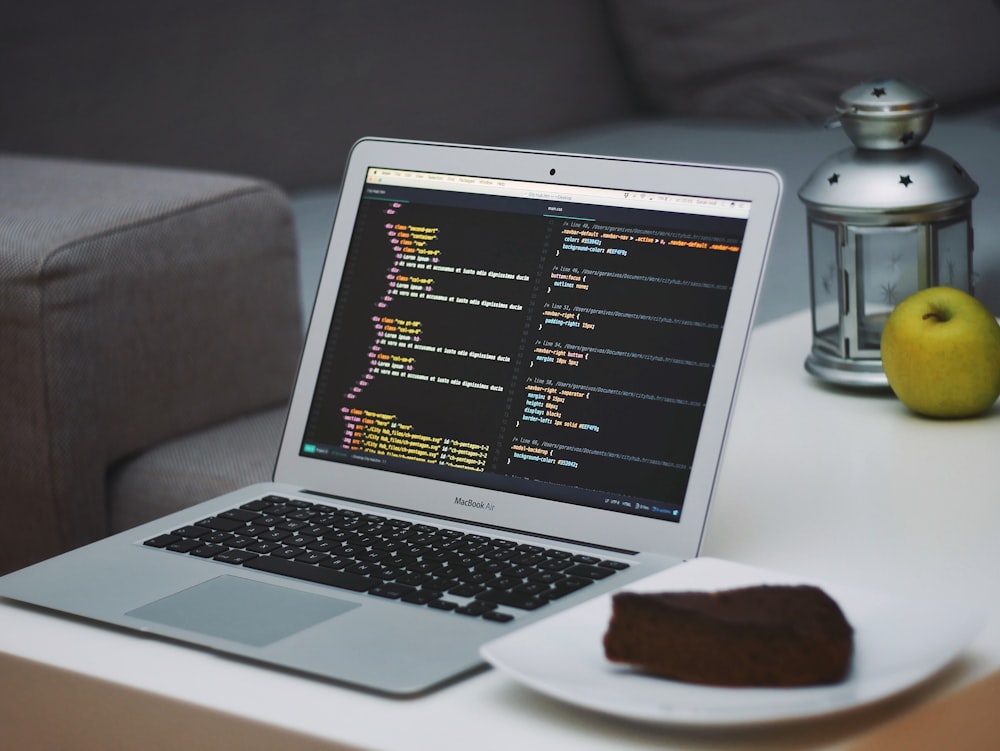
[4,308,1000,750]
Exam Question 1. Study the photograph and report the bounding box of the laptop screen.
[299,166,750,524]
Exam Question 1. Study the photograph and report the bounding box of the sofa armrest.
[0,155,302,572]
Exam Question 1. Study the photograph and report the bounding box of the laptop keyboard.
[143,495,629,623]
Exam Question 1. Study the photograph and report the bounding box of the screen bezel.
[274,138,781,558]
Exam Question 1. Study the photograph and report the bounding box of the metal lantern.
[799,79,979,388]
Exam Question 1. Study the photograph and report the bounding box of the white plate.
[481,557,986,727]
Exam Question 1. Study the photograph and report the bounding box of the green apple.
[880,286,1000,418]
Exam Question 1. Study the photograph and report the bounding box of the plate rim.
[480,557,987,728]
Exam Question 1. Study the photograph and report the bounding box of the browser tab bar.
[366,168,750,218]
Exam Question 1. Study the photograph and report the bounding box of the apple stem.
[922,305,948,323]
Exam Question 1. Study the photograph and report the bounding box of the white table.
[4,309,1000,750]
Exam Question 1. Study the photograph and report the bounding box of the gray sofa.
[3,0,999,574]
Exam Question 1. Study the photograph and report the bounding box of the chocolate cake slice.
[603,584,853,687]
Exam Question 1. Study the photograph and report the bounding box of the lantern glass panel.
[809,220,840,351]
[935,219,972,290]
[856,226,922,352]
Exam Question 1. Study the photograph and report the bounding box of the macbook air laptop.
[0,138,781,696]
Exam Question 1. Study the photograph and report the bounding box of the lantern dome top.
[801,79,977,217]
[833,79,938,150]
[798,145,978,215]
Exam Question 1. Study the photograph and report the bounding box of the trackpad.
[128,575,359,646]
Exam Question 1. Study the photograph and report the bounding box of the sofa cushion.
[611,0,1000,121]
[107,406,287,532]
[0,155,301,572]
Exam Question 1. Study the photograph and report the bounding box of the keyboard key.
[191,543,229,558]
[512,581,550,596]
[448,582,487,598]
[404,561,441,576]
[197,517,246,533]
[370,582,416,600]
[355,549,393,563]
[564,563,615,580]
[345,561,382,577]
[548,577,593,599]
[511,552,544,566]
[219,509,261,522]
[173,525,210,539]
[240,499,272,511]
[144,534,180,548]
[455,570,491,585]
[261,494,292,505]
[483,610,515,623]
[527,571,565,585]
[166,538,204,553]
[244,556,373,592]
[200,531,234,544]
[455,601,496,617]
[535,558,573,572]
[305,540,336,553]
[272,546,305,559]
[515,543,543,554]
[395,572,430,587]
[482,547,515,563]
[295,551,329,565]
[376,566,403,581]
[401,589,440,605]
[214,549,259,565]
[263,501,294,514]
[598,559,631,571]
[473,560,506,574]
[369,539,405,553]
[503,565,535,579]
[476,588,548,611]
[246,540,280,554]
[258,529,292,542]
[423,577,458,593]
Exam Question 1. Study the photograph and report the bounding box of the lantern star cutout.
[900,131,915,145]
[827,173,840,185]
[899,175,913,187]
[871,87,887,98]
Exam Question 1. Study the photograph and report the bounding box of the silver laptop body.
[0,139,781,695]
